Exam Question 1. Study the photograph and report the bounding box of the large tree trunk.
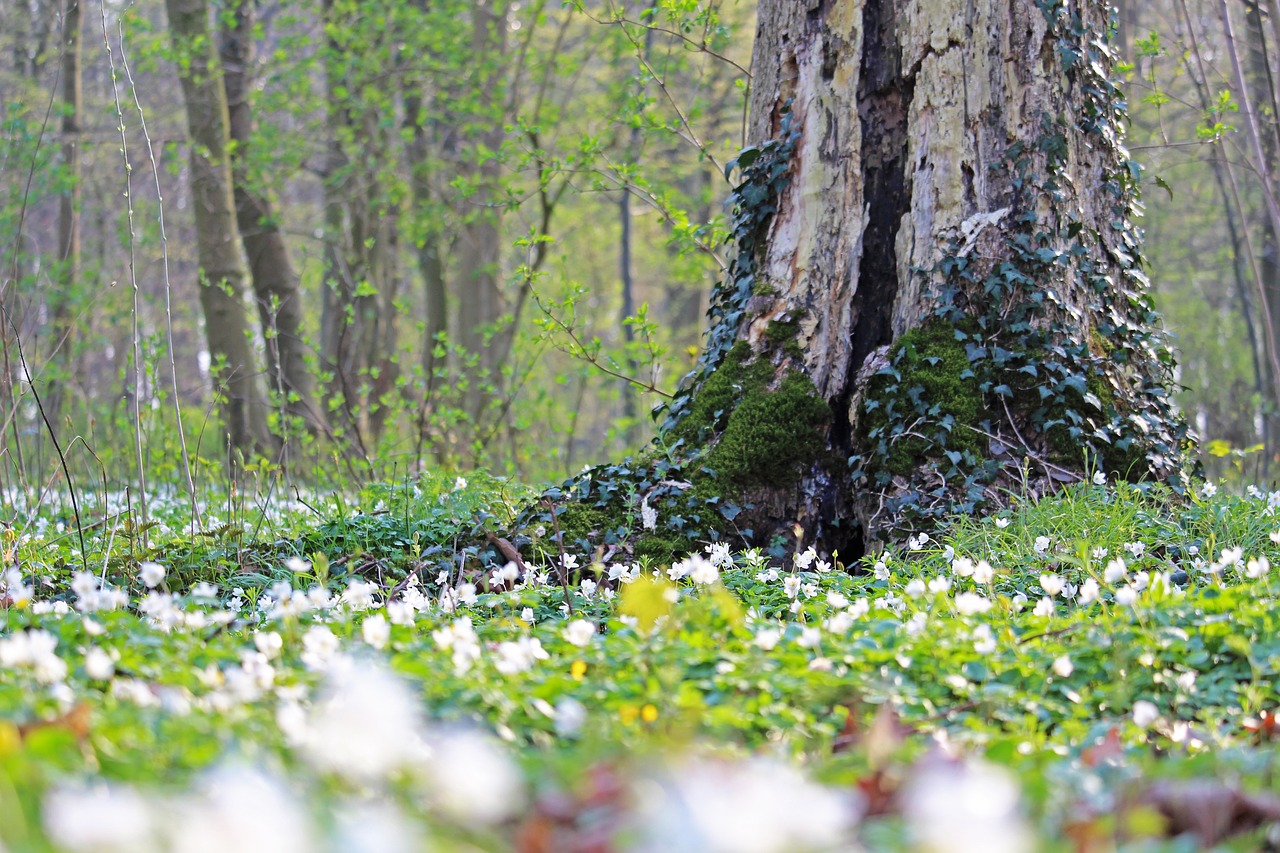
[219,0,326,439]
[165,0,274,459]
[662,0,1190,554]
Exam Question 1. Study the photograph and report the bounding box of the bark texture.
[48,0,82,425]
[701,0,1189,549]
[166,0,274,458]
[220,0,326,438]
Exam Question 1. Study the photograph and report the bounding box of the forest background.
[0,0,1273,505]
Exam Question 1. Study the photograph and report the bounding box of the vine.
[853,0,1196,530]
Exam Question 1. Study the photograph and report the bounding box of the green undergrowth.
[2,477,1280,849]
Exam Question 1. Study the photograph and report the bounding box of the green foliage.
[4,478,1280,848]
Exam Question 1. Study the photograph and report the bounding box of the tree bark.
[676,0,1190,552]
[165,0,274,459]
[48,0,82,426]
[219,0,326,438]
[454,0,508,421]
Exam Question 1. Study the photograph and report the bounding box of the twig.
[545,498,574,615]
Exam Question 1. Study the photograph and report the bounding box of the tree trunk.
[47,0,81,426]
[454,0,508,422]
[219,0,326,439]
[165,0,274,459]
[665,0,1191,554]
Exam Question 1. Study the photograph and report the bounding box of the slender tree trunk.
[165,0,273,459]
[455,0,507,422]
[219,0,326,438]
[48,0,81,426]
[668,0,1189,552]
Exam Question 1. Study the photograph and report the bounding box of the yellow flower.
[570,660,587,681]
[641,704,659,723]
[619,705,639,725]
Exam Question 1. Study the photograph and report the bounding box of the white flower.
[553,697,588,738]
[994,517,1010,529]
[1032,597,1055,617]
[951,557,975,578]
[796,627,821,649]
[1124,541,1146,559]
[1010,592,1028,611]
[1176,671,1197,692]
[284,556,310,574]
[493,637,549,675]
[782,575,802,599]
[454,476,468,491]
[84,647,116,681]
[826,591,850,609]
[44,783,154,852]
[643,756,856,853]
[169,765,314,853]
[847,598,870,618]
[1217,547,1245,572]
[579,578,597,597]
[904,579,926,598]
[1039,574,1064,597]
[138,562,166,588]
[1033,536,1051,554]
[1092,471,1107,485]
[953,592,991,616]
[422,729,525,825]
[301,661,425,781]
[1092,546,1109,559]
[564,619,596,647]
[972,560,995,585]
[640,498,658,531]
[1132,700,1160,728]
[361,614,390,649]
[1247,556,1271,579]
[873,560,890,580]
[1270,530,1280,545]
[904,759,1031,853]
[1200,482,1218,499]
[1078,578,1100,605]
[908,533,930,551]
[927,576,951,594]
[794,547,817,571]
[754,628,783,651]
[341,579,379,611]
[972,625,997,655]
[1052,655,1073,678]
[300,625,341,671]
[686,556,720,586]
[520,607,535,623]
[1104,558,1128,584]
[1114,585,1139,607]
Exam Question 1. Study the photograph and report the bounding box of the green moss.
[554,504,613,549]
[703,371,830,490]
[669,342,773,445]
[860,320,986,475]
[634,535,682,565]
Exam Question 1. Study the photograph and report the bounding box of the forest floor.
[2,473,1280,851]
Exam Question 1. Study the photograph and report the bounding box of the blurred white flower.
[564,619,596,647]
[253,631,283,660]
[138,562,166,588]
[639,756,858,853]
[300,625,341,671]
[1032,597,1055,617]
[166,765,314,853]
[1104,558,1128,584]
[301,660,426,781]
[903,758,1031,853]
[361,614,390,649]
[1078,578,1100,605]
[1114,585,1139,607]
[44,783,154,852]
[553,697,588,738]
[332,801,422,853]
[951,557,974,578]
[1247,556,1271,579]
[84,647,116,681]
[1052,655,1073,678]
[1132,700,1160,728]
[754,628,783,651]
[284,556,310,574]
[904,579,926,598]
[1033,536,1051,554]
[1039,574,1064,597]
[972,560,995,585]
[493,637,548,675]
[953,592,991,616]
[796,627,821,649]
[972,625,996,655]
[421,729,525,825]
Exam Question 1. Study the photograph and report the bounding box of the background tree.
[165,0,274,458]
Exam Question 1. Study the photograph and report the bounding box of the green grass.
[3,475,1280,850]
